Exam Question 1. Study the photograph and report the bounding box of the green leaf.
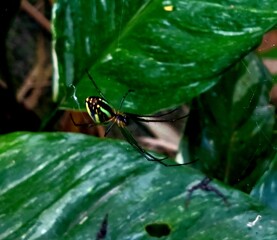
[1,132,277,239]
[52,0,277,114]
[251,153,277,211]
[183,53,275,191]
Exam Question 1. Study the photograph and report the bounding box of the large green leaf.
[1,132,277,239]
[52,0,277,114]
[183,53,275,192]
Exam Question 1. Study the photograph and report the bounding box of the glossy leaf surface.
[52,0,277,113]
[0,132,277,239]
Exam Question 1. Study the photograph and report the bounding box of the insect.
[71,70,194,167]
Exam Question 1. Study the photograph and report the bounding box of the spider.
[71,70,195,167]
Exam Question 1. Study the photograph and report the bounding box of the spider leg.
[119,126,166,162]
[129,113,189,123]
[119,127,195,167]
[119,89,134,110]
[86,70,135,111]
[86,70,106,100]
[70,113,96,128]
[127,108,179,118]
[104,121,116,137]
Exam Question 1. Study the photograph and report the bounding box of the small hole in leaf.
[145,223,171,238]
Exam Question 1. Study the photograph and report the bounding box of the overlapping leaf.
[183,53,275,192]
[52,0,277,113]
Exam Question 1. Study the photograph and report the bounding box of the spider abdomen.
[86,97,115,124]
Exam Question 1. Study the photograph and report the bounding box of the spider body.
[85,96,128,128]
[71,70,195,167]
